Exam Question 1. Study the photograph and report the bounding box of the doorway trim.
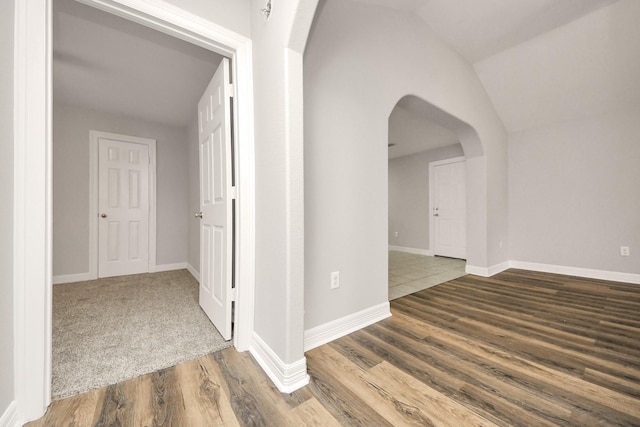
[429,156,466,258]
[89,131,158,279]
[14,0,256,422]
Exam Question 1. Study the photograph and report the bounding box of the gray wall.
[389,144,464,250]
[53,103,190,276]
[304,0,507,331]
[187,116,200,274]
[0,0,15,416]
[509,109,640,274]
[249,0,311,364]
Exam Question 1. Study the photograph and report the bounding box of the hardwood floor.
[27,269,640,426]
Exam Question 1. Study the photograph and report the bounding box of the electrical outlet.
[394,231,399,238]
[331,271,340,289]
[621,246,630,256]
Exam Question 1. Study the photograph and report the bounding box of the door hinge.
[231,287,238,301]
[227,83,235,98]
[230,186,237,200]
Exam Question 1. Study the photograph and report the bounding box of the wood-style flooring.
[27,269,640,426]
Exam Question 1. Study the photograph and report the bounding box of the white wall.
[389,145,464,251]
[0,0,15,419]
[53,103,190,276]
[304,0,508,331]
[509,110,640,274]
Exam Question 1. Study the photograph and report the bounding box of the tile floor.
[388,251,466,300]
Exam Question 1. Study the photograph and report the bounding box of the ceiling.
[352,0,619,63]
[373,0,629,158]
[54,0,634,155]
[53,0,224,128]
[389,97,460,159]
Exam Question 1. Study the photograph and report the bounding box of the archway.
[386,95,485,299]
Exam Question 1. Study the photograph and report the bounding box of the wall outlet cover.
[331,271,340,289]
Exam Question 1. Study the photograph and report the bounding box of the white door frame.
[14,0,256,422]
[90,131,157,279]
[428,156,466,257]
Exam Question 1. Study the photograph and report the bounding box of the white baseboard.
[53,262,190,284]
[510,260,640,284]
[250,333,309,393]
[52,272,94,285]
[0,401,19,427]
[388,245,433,256]
[155,262,188,272]
[465,261,510,277]
[466,259,640,284]
[186,263,200,282]
[304,301,391,352]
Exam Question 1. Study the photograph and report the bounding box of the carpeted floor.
[52,269,232,400]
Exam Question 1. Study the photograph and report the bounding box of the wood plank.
[287,398,342,427]
[305,350,395,427]
[212,349,292,426]
[25,386,105,427]
[364,316,574,426]
[173,356,240,426]
[364,361,499,427]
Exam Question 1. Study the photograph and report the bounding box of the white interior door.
[98,138,150,277]
[433,159,466,259]
[197,58,234,341]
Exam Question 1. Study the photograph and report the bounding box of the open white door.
[432,158,466,259]
[98,137,151,277]
[197,58,234,340]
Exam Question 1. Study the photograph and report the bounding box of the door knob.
[195,211,203,219]
[100,213,107,218]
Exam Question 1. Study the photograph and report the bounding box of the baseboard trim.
[465,261,510,277]
[0,401,19,427]
[250,333,309,393]
[389,245,433,256]
[155,262,188,272]
[304,302,391,352]
[186,263,200,282]
[53,262,189,284]
[52,272,94,285]
[510,260,640,284]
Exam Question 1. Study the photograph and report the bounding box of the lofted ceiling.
[352,0,619,63]
[372,0,635,157]
[54,0,636,153]
[53,0,224,128]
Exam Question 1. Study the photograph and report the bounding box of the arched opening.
[387,95,484,299]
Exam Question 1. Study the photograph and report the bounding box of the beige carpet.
[52,269,232,400]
